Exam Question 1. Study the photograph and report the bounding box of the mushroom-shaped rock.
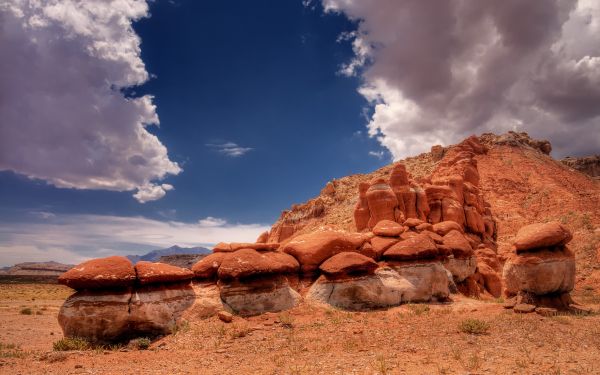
[373,220,404,237]
[192,252,227,279]
[513,222,572,252]
[432,221,464,236]
[281,230,368,273]
[442,230,473,258]
[502,247,575,296]
[135,261,193,285]
[217,249,299,280]
[58,256,136,290]
[383,233,439,261]
[319,252,378,278]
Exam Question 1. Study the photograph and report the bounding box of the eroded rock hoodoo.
[58,257,196,342]
[502,222,584,314]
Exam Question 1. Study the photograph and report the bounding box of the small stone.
[74,364,83,369]
[513,303,536,313]
[218,311,233,323]
[503,298,517,309]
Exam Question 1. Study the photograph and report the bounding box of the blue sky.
[0,1,389,265]
[1,0,598,266]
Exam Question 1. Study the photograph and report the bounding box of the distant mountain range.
[126,245,211,264]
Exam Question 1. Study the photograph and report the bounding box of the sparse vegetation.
[459,318,490,335]
[53,337,90,351]
[0,342,26,359]
[130,337,151,350]
[407,303,430,316]
[278,312,294,329]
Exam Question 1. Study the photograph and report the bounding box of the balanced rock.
[135,261,193,285]
[373,220,404,237]
[281,230,367,273]
[319,252,378,278]
[513,222,572,252]
[58,256,136,290]
[217,249,299,280]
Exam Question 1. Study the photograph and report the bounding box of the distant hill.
[126,245,211,264]
[0,261,74,284]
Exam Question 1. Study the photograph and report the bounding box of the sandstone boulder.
[58,289,132,342]
[307,264,449,310]
[58,256,136,290]
[513,222,572,252]
[129,283,195,335]
[191,252,227,279]
[319,252,378,278]
[383,233,439,261]
[432,221,463,236]
[403,218,424,228]
[219,275,300,316]
[229,242,280,252]
[135,261,193,285]
[442,230,473,258]
[371,236,400,259]
[217,249,299,280]
[502,247,575,296]
[373,220,404,237]
[443,256,476,282]
[281,230,367,273]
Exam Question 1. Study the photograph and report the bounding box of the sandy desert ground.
[1,283,599,375]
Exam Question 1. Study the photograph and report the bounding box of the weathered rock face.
[443,256,477,283]
[513,222,572,252]
[366,179,399,228]
[129,283,196,335]
[281,230,368,273]
[503,248,576,296]
[58,256,136,290]
[58,289,132,342]
[442,230,473,258]
[307,264,449,310]
[219,275,301,316]
[319,252,378,278]
[217,249,299,280]
[560,155,600,179]
[135,261,193,285]
[502,222,578,311]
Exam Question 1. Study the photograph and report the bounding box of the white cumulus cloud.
[0,0,181,202]
[323,0,600,158]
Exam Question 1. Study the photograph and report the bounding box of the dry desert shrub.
[52,337,90,351]
[458,318,490,335]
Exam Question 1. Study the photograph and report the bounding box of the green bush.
[130,337,151,350]
[53,337,90,351]
[459,319,490,335]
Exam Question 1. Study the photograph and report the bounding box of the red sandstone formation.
[58,256,136,290]
[135,261,193,285]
